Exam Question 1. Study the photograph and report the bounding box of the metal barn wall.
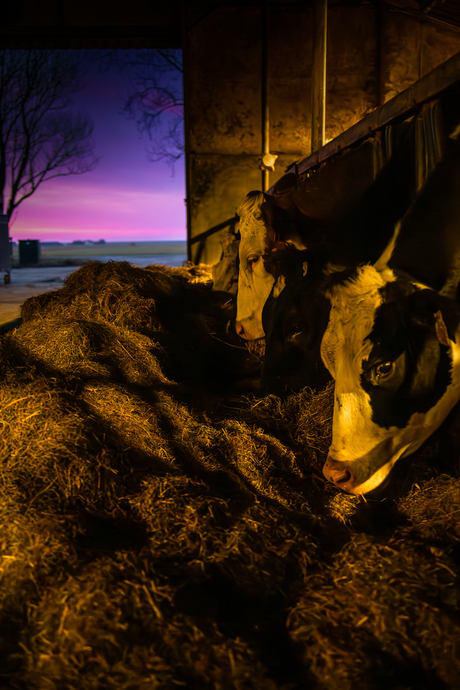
[183,1,460,266]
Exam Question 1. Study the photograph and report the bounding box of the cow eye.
[375,361,393,379]
[285,317,303,340]
[247,255,261,271]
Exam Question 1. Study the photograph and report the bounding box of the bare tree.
[104,49,184,168]
[0,49,99,222]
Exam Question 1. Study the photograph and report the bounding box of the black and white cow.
[260,133,417,395]
[322,133,460,494]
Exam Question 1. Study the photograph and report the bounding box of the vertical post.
[0,214,11,273]
[261,0,269,192]
[180,0,193,263]
[375,1,383,108]
[415,115,426,193]
[311,0,327,153]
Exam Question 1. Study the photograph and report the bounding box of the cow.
[236,119,416,349]
[260,245,332,394]
[260,130,417,395]
[234,190,276,340]
[321,132,460,494]
[234,181,326,341]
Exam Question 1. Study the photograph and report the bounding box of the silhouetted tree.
[0,49,99,222]
[105,49,184,168]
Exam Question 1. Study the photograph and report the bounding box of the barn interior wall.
[380,7,460,102]
[186,2,460,266]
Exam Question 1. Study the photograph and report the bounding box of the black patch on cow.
[261,252,331,394]
[262,241,302,279]
[389,133,460,292]
[360,286,454,429]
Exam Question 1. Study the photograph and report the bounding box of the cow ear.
[407,289,452,346]
[434,310,451,347]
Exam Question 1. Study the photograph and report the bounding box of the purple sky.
[9,54,186,243]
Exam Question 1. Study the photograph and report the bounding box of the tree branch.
[0,49,98,220]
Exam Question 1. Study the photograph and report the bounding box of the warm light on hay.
[0,261,459,687]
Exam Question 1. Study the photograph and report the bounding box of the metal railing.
[189,215,238,263]
[284,50,460,179]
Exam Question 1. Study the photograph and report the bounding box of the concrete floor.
[0,266,79,326]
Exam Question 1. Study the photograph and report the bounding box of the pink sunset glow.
[8,52,186,244]
[10,177,186,243]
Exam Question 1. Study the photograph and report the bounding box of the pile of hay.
[1,260,460,689]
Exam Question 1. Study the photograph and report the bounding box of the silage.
[0,260,459,689]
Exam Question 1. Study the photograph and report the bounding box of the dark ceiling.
[0,0,182,49]
[1,1,460,50]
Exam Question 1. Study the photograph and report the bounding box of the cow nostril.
[323,458,355,491]
[235,321,247,339]
[331,467,352,486]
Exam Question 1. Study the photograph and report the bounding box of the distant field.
[12,241,187,259]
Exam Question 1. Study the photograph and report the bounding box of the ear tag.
[434,310,450,347]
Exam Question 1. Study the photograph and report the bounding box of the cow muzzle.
[235,321,248,339]
[235,319,265,341]
[322,455,357,493]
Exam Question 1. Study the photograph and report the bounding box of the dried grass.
[0,260,459,689]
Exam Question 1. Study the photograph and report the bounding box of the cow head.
[235,190,309,341]
[235,191,275,340]
[320,253,460,494]
[320,133,460,494]
[261,246,332,394]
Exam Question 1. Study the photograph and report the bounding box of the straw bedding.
[1,260,460,689]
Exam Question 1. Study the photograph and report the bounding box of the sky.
[9,52,186,243]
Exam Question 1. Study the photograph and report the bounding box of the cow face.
[235,192,277,341]
[235,191,308,341]
[321,264,460,494]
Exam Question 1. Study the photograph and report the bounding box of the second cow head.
[235,190,311,341]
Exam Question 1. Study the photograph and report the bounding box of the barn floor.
[1,260,460,690]
[0,266,80,326]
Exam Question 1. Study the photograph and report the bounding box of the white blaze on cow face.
[321,264,460,494]
[235,192,275,340]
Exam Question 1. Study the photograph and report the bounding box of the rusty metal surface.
[286,50,460,177]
